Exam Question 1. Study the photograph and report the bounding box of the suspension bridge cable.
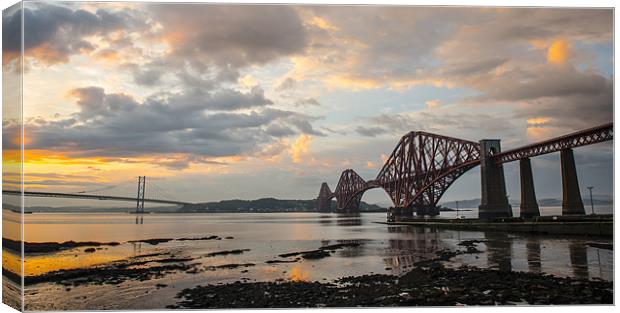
[73,179,135,195]
[149,180,178,201]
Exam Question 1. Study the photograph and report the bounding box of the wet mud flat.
[1,235,239,286]
[13,236,614,308]
[17,240,359,287]
[3,235,228,255]
[171,245,613,308]
[3,238,121,253]
[22,251,201,287]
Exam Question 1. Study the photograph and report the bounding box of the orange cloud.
[290,134,312,164]
[526,126,557,141]
[526,117,550,127]
[526,117,559,141]
[306,16,338,31]
[547,39,570,65]
[425,99,441,109]
[366,161,376,169]
[95,49,120,63]
[326,75,382,90]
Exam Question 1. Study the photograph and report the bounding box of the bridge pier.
[341,195,362,213]
[478,140,512,219]
[519,158,540,218]
[415,205,439,217]
[560,148,585,215]
[389,206,414,220]
[317,197,333,212]
[317,182,334,212]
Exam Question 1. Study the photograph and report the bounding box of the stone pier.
[478,140,512,219]
[560,149,585,215]
[519,158,540,218]
[415,205,439,217]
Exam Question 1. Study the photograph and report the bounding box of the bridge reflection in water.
[381,226,611,280]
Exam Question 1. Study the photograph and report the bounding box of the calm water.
[2,209,614,310]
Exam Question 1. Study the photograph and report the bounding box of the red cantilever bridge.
[317,122,613,219]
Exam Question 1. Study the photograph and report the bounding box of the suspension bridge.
[3,176,192,213]
[317,122,613,219]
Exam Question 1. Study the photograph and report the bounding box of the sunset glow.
[1,3,612,203]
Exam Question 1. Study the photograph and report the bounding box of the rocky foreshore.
[5,236,613,308]
[170,262,613,308]
[169,241,613,308]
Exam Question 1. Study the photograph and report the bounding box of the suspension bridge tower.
[136,176,146,214]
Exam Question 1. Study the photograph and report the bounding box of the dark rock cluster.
[170,262,612,308]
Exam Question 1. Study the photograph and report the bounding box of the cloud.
[289,6,612,135]
[148,4,307,77]
[208,87,273,110]
[21,86,322,169]
[133,67,164,86]
[472,66,612,129]
[290,134,312,163]
[2,2,142,65]
[277,77,298,90]
[69,87,139,120]
[425,99,441,109]
[355,126,388,137]
[353,106,518,142]
[294,97,321,106]
[547,39,570,65]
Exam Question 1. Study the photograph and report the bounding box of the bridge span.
[2,190,191,206]
[3,176,192,214]
[317,122,613,219]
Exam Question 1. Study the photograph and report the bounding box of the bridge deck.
[2,190,191,206]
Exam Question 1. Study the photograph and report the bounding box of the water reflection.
[526,238,541,273]
[6,212,612,289]
[134,214,144,225]
[289,265,311,281]
[332,239,366,258]
[569,242,589,279]
[318,215,333,226]
[378,225,611,281]
[335,213,362,227]
[132,242,143,255]
[485,232,512,272]
[384,226,440,272]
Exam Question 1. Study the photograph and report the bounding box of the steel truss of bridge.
[318,122,613,219]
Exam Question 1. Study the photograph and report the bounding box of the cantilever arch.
[519,158,540,218]
[478,140,513,219]
[560,148,585,215]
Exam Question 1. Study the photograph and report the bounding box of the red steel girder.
[322,122,612,212]
[375,131,481,209]
[334,169,371,210]
[492,123,613,164]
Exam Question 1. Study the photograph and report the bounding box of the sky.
[1,2,614,206]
